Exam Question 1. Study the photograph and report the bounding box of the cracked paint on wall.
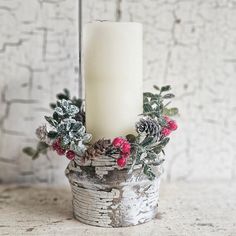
[0,0,236,184]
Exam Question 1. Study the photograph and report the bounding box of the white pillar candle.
[84,22,143,142]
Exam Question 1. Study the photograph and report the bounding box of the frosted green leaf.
[147,152,157,160]
[62,135,70,146]
[143,164,156,180]
[54,107,64,116]
[72,141,86,156]
[152,158,165,166]
[61,99,71,109]
[72,122,82,131]
[57,123,67,134]
[67,105,79,116]
[78,126,85,135]
[83,133,92,143]
[64,118,76,131]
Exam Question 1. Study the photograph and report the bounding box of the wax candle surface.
[84,22,143,142]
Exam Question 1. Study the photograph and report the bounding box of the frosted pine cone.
[36,125,48,141]
[83,139,111,160]
[136,118,160,137]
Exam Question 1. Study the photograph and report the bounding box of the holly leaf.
[163,107,179,116]
[23,147,37,156]
[151,94,161,101]
[159,137,170,147]
[126,134,136,143]
[50,103,56,109]
[57,93,69,100]
[152,158,165,166]
[152,137,170,154]
[146,152,157,160]
[23,142,49,160]
[162,93,175,99]
[153,85,160,90]
[47,131,58,139]
[44,116,58,127]
[37,142,49,154]
[135,151,142,163]
[143,164,156,180]
[52,112,59,121]
[152,145,163,155]
[161,85,171,92]
[143,92,155,98]
[141,136,157,147]
[63,88,70,97]
[143,96,149,104]
[143,103,153,113]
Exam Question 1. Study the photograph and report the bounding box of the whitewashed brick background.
[0,0,236,184]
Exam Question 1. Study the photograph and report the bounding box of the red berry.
[66,150,76,160]
[56,147,66,155]
[121,142,131,154]
[112,137,125,148]
[52,138,61,150]
[52,142,58,150]
[164,116,171,122]
[168,120,178,131]
[161,127,171,137]
[117,157,127,168]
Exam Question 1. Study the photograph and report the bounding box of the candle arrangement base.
[23,85,179,228]
[65,156,162,228]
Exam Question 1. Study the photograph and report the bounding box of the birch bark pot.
[65,156,162,228]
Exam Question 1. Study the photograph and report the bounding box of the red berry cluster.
[52,139,66,155]
[66,150,76,160]
[161,116,178,137]
[52,138,76,160]
[112,137,131,168]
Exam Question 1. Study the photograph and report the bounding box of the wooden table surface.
[0,182,235,236]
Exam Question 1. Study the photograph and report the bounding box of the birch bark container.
[65,156,162,227]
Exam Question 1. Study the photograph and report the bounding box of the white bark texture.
[66,156,161,227]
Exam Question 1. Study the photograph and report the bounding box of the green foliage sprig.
[50,89,85,125]
[143,85,178,126]
[23,89,89,159]
[127,85,178,180]
[45,99,92,154]
[23,141,49,160]
[127,134,169,180]
[23,85,178,181]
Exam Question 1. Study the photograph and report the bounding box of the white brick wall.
[0,0,236,184]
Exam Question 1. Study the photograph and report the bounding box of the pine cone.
[83,139,111,160]
[136,118,160,137]
[35,125,48,141]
